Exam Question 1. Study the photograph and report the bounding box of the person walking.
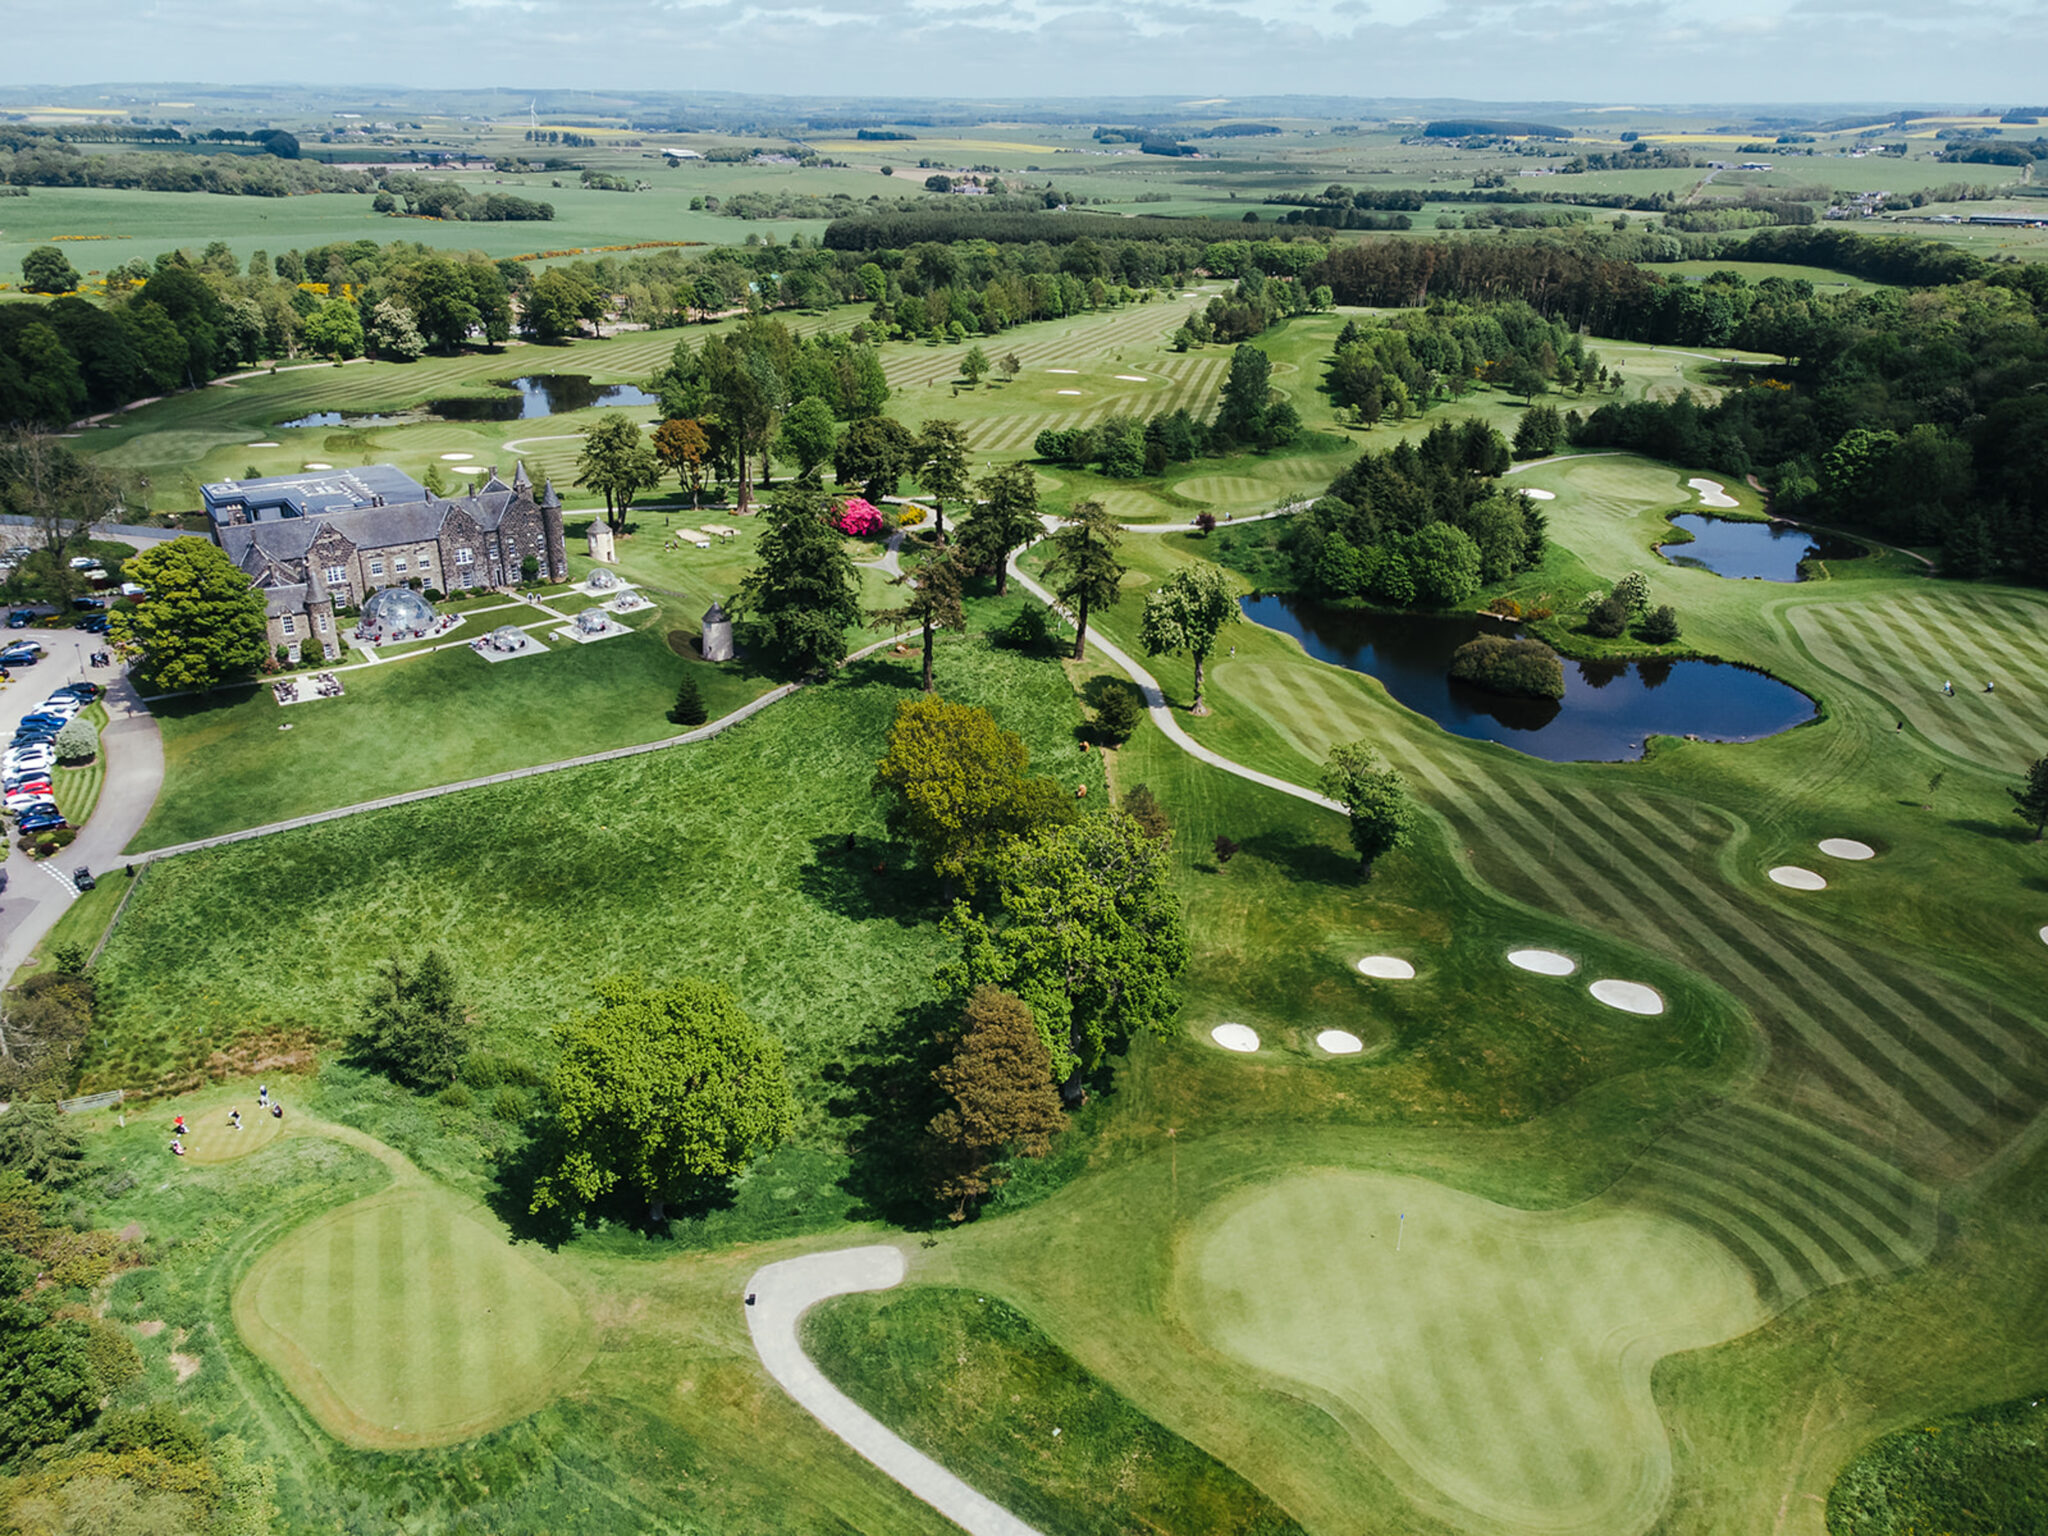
[258,1084,268,1109]
[229,1108,241,1131]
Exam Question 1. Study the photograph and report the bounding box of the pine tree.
[2012,755,2048,841]
[349,950,471,1089]
[671,672,708,726]
[927,987,1067,1221]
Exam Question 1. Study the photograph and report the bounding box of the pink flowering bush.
[835,497,887,536]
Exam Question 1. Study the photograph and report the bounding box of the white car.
[5,750,56,773]
[33,701,80,719]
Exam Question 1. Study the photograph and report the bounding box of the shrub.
[424,588,445,601]
[1123,784,1171,841]
[670,672,708,726]
[896,507,926,527]
[1095,681,1145,743]
[1639,604,1681,644]
[834,497,887,536]
[437,1082,474,1110]
[1194,512,1217,537]
[996,602,1065,655]
[1585,595,1629,638]
[1486,596,1523,618]
[53,716,97,765]
[1449,634,1566,698]
[1612,569,1652,616]
[1213,834,1240,864]
[521,555,540,584]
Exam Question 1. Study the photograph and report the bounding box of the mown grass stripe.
[1627,1189,1804,1307]
[1637,1155,1841,1291]
[1645,1136,1882,1279]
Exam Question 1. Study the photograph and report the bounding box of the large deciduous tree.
[871,550,966,693]
[913,419,971,541]
[958,463,1043,596]
[19,247,79,296]
[775,395,839,485]
[836,415,916,505]
[944,811,1188,1102]
[575,412,663,533]
[652,417,711,507]
[1138,562,1240,715]
[927,987,1066,1221]
[1041,499,1126,660]
[531,977,792,1224]
[871,696,1073,892]
[348,950,471,1090]
[735,486,862,677]
[1318,740,1415,880]
[0,431,116,606]
[108,537,268,693]
[301,298,363,360]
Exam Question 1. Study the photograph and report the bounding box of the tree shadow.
[1951,817,2041,845]
[839,654,926,692]
[794,834,936,927]
[826,996,955,1231]
[1239,826,1360,885]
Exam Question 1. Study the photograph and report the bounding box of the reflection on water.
[1658,514,1866,582]
[1240,593,1816,762]
[429,375,660,421]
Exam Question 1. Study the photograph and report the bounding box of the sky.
[6,0,2046,106]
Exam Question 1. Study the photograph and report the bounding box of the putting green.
[178,1109,284,1164]
[235,1187,589,1449]
[1178,1170,1764,1536]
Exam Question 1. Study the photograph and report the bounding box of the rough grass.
[806,1286,1309,1536]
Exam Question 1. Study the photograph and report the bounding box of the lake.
[1657,514,1865,582]
[1240,594,1816,763]
[277,376,660,431]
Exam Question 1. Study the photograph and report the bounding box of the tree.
[108,537,268,693]
[52,716,96,765]
[944,812,1189,1101]
[1138,563,1240,715]
[997,352,1021,383]
[575,413,663,533]
[913,419,971,540]
[522,266,603,342]
[927,987,1067,1221]
[364,298,425,362]
[1094,680,1144,743]
[1611,569,1652,617]
[735,486,862,677]
[348,950,471,1090]
[1122,784,1170,841]
[836,415,915,505]
[19,247,79,295]
[0,1299,103,1464]
[0,1102,86,1188]
[670,672,708,726]
[872,696,1073,891]
[2012,755,2048,841]
[301,298,363,360]
[1585,594,1629,638]
[958,463,1043,596]
[775,395,839,485]
[1319,741,1414,880]
[1405,524,1483,609]
[1639,604,1681,644]
[0,432,116,607]
[1042,499,1126,661]
[871,551,966,693]
[960,344,990,387]
[1216,344,1272,445]
[531,977,792,1223]
[653,417,711,507]
[1513,404,1563,458]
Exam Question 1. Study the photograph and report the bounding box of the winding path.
[744,1246,1046,1536]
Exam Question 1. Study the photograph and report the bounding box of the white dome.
[360,586,438,634]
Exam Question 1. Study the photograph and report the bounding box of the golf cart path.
[744,1245,1046,1536]
[1004,554,1346,817]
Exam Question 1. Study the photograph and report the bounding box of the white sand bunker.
[439,451,475,461]
[1769,866,1828,891]
[1688,477,1739,509]
[1055,389,1083,396]
[2039,925,2048,947]
[1316,1030,1364,1055]
[1211,1023,1260,1053]
[246,440,280,448]
[1356,956,1415,980]
[302,462,333,470]
[1046,368,1079,374]
[1818,838,1875,861]
[1115,374,1148,382]
[1521,488,1556,501]
[1590,979,1665,1015]
[1508,948,1577,976]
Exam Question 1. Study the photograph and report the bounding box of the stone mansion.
[205,464,569,657]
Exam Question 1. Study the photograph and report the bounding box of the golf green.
[1178,1170,1764,1535]
[235,1187,589,1449]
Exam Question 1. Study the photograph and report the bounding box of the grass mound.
[234,1185,588,1448]
[804,1286,1306,1536]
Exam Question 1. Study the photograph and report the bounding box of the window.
[324,564,346,588]
[417,550,432,567]
[317,614,330,633]
[280,614,296,637]
[456,547,474,567]
[369,559,385,578]
[394,559,408,574]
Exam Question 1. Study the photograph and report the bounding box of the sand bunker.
[1769,866,1827,891]
[302,462,333,470]
[1356,956,1416,980]
[1210,1023,1260,1053]
[1590,979,1665,1016]
[1046,368,1078,374]
[1521,488,1556,501]
[1055,389,1083,396]
[1818,838,1875,861]
[2040,925,2048,947]
[1688,478,1738,509]
[1115,374,1148,382]
[246,440,280,448]
[439,451,475,461]
[1316,1030,1364,1055]
[1508,948,1577,976]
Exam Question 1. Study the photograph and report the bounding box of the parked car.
[16,808,65,829]
[5,783,53,801]
[67,556,97,570]
[1,640,45,659]
[0,650,39,667]
[6,752,56,773]
[76,615,111,634]
[71,867,94,892]
[6,610,33,629]
[32,702,80,719]
[71,596,108,611]
[49,683,98,701]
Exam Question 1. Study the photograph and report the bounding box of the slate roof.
[215,482,538,582]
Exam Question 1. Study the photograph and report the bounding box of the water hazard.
[1241,594,1816,762]
[279,376,659,431]
[1657,514,1865,582]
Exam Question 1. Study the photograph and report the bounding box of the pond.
[274,410,411,429]
[429,375,660,421]
[1240,594,1816,763]
[1657,514,1865,582]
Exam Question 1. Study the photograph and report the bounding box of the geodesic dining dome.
[359,585,439,635]
[487,625,528,652]
[574,606,610,635]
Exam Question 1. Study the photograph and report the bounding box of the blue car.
[15,813,66,833]
[6,611,33,629]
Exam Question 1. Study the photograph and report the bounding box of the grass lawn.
[52,700,109,827]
